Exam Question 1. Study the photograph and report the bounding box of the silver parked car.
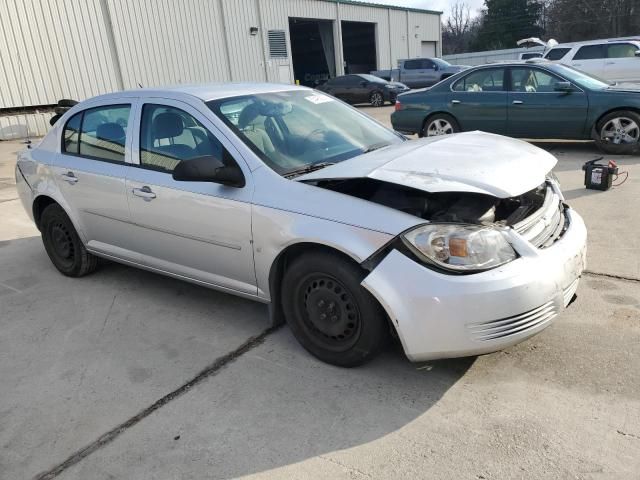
[16,84,587,366]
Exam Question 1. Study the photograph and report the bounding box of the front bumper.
[362,208,587,361]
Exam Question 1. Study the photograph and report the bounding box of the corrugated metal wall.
[0,0,440,139]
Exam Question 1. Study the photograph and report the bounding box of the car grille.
[513,184,566,249]
[467,300,558,341]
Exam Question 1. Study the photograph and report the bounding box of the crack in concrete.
[319,455,373,478]
[584,270,640,283]
[33,324,282,480]
[617,429,640,440]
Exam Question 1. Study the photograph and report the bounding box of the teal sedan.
[391,61,640,154]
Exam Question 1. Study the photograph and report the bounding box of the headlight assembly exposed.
[402,224,517,273]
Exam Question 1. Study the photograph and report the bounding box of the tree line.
[442,0,640,54]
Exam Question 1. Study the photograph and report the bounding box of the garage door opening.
[289,18,336,87]
[341,21,377,74]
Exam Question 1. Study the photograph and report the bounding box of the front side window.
[510,68,563,92]
[544,47,571,60]
[209,90,401,175]
[607,43,638,58]
[62,104,130,162]
[573,44,605,60]
[452,68,505,92]
[404,60,421,70]
[139,104,232,174]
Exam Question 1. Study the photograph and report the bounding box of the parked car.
[392,60,640,154]
[316,74,403,107]
[542,39,640,83]
[16,84,586,366]
[371,58,469,88]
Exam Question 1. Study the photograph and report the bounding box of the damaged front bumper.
[362,208,587,362]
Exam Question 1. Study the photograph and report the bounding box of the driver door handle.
[60,171,78,184]
[512,100,524,105]
[132,186,156,200]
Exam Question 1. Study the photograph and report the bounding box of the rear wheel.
[421,113,459,137]
[369,91,384,107]
[595,110,640,155]
[281,252,387,367]
[41,204,98,277]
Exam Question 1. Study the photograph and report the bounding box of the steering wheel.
[303,128,329,147]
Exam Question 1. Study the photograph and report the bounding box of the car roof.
[86,83,310,103]
[548,38,640,48]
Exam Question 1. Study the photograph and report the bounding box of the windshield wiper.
[283,162,335,179]
[362,142,391,154]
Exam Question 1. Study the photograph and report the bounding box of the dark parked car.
[317,74,406,107]
[391,60,640,154]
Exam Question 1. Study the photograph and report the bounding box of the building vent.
[268,30,288,58]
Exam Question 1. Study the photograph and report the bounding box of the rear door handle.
[512,100,524,105]
[451,100,461,104]
[132,186,156,200]
[60,171,78,184]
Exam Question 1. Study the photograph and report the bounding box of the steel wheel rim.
[49,221,75,268]
[427,118,454,136]
[297,274,362,352]
[601,117,640,145]
[371,92,383,106]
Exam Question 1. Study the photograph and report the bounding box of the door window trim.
[60,103,132,165]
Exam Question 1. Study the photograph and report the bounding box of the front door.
[125,99,256,295]
[507,67,588,139]
[52,101,138,262]
[449,67,508,133]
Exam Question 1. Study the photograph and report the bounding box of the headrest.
[238,103,260,129]
[152,112,184,139]
[96,122,125,143]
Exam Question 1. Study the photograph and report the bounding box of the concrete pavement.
[1,119,639,479]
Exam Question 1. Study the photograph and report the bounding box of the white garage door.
[421,41,436,57]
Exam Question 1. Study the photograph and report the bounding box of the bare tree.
[443,2,473,54]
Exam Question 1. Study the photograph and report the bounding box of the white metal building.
[0,0,441,139]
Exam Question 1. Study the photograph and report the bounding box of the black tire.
[281,251,387,367]
[57,98,78,107]
[594,110,640,155]
[420,113,460,138]
[40,204,98,277]
[369,90,385,107]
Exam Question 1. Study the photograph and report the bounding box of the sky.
[362,0,485,19]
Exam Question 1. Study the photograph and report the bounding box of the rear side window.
[62,105,130,162]
[452,68,505,92]
[607,43,638,58]
[62,112,81,154]
[544,48,571,60]
[573,44,605,60]
[139,104,229,174]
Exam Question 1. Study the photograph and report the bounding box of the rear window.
[607,43,638,58]
[544,48,571,60]
[452,68,505,92]
[573,44,605,60]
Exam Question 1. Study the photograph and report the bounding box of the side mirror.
[433,64,439,71]
[172,155,245,188]
[554,81,573,92]
[635,50,640,57]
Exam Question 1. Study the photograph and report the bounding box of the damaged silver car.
[15,84,587,366]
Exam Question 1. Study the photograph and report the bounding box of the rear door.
[507,67,588,139]
[569,44,606,79]
[449,67,508,133]
[605,43,640,83]
[125,98,256,295]
[53,101,138,262]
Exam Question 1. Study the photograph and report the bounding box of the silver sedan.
[15,84,587,366]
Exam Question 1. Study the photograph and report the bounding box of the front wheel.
[420,113,460,137]
[594,110,640,155]
[369,91,385,107]
[281,252,388,367]
[41,204,98,277]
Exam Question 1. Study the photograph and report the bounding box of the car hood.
[297,131,557,198]
[605,83,640,93]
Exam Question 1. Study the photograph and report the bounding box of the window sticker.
[304,94,334,105]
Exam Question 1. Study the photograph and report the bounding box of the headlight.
[402,224,517,273]
[384,84,395,89]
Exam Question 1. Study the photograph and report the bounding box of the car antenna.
[16,22,32,148]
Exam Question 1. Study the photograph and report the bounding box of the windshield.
[550,64,611,89]
[433,58,451,68]
[359,74,387,84]
[208,90,402,176]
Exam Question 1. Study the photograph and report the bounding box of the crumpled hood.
[297,131,557,198]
